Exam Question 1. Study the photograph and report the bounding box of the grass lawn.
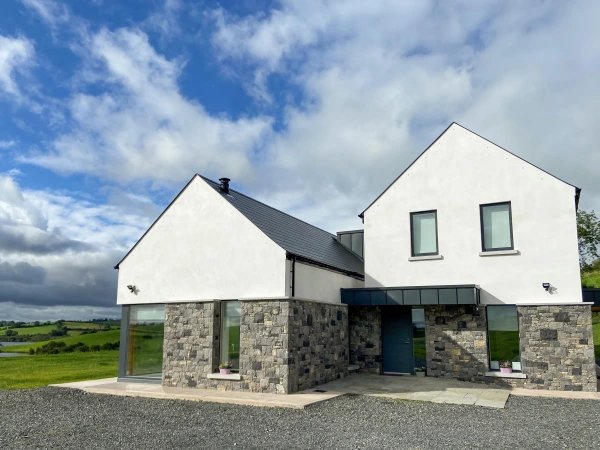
[583,270,600,288]
[2,329,121,353]
[0,351,118,389]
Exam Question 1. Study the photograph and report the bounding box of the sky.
[0,0,598,321]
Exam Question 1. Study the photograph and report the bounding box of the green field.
[3,329,121,353]
[64,321,108,329]
[0,324,59,336]
[488,330,520,362]
[0,351,118,389]
[0,321,115,337]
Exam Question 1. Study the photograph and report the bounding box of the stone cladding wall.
[425,305,489,382]
[288,300,348,392]
[348,306,382,373]
[508,305,596,391]
[162,299,348,394]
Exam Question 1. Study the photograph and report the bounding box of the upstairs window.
[480,202,513,252]
[410,210,438,256]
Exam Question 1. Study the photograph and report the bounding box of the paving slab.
[50,378,344,409]
[317,373,510,408]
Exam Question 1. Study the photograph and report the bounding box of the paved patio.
[317,373,511,408]
[52,373,513,409]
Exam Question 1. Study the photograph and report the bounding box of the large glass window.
[480,202,513,251]
[487,306,521,371]
[410,211,438,256]
[127,304,165,378]
[220,301,241,371]
[412,308,426,372]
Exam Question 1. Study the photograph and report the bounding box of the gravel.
[1,388,600,450]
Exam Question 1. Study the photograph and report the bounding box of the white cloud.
[21,0,70,29]
[21,27,272,185]
[0,140,16,149]
[0,35,35,99]
[210,0,600,229]
[0,174,154,312]
[144,0,184,39]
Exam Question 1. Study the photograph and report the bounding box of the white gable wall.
[364,124,582,304]
[117,176,287,305]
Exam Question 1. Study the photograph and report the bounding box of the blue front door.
[382,307,414,374]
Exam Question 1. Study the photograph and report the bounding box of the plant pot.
[219,369,231,375]
[415,371,426,377]
[500,368,512,374]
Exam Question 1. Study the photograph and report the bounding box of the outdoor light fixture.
[542,283,551,291]
[127,285,137,293]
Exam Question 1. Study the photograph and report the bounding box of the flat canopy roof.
[341,285,480,306]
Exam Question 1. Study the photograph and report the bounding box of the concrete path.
[50,378,343,409]
[316,373,511,408]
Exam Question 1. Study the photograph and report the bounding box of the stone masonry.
[162,299,347,394]
[348,306,382,373]
[513,305,596,391]
[425,305,489,382]
[288,300,349,391]
[162,302,220,388]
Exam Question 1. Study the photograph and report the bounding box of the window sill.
[408,255,443,261]
[207,373,242,381]
[485,371,526,379]
[479,250,520,257]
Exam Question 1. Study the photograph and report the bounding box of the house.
[115,123,596,393]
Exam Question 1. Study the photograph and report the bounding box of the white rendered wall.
[364,124,582,304]
[293,262,364,304]
[117,176,287,305]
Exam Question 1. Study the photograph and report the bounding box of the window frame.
[410,210,439,257]
[479,201,514,252]
[486,305,521,372]
[219,300,241,373]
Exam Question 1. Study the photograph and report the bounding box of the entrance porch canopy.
[341,284,480,306]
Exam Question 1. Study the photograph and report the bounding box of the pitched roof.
[115,174,364,277]
[359,122,581,218]
[199,176,364,276]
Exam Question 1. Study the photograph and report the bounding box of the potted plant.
[500,361,512,374]
[219,362,232,374]
[415,367,427,377]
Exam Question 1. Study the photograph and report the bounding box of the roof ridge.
[197,174,337,238]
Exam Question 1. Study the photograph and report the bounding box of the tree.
[5,329,18,337]
[578,210,600,271]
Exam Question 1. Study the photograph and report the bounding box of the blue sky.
[0,0,599,320]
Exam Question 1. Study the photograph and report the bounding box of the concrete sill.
[479,250,520,257]
[485,371,527,379]
[207,373,242,381]
[408,255,443,261]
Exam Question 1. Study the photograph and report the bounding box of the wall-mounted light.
[127,285,137,293]
[542,283,550,291]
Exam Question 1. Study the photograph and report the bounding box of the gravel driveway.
[1,388,599,450]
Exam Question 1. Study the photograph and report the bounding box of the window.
[480,202,513,251]
[220,301,241,371]
[127,304,165,378]
[487,306,521,371]
[410,210,438,256]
